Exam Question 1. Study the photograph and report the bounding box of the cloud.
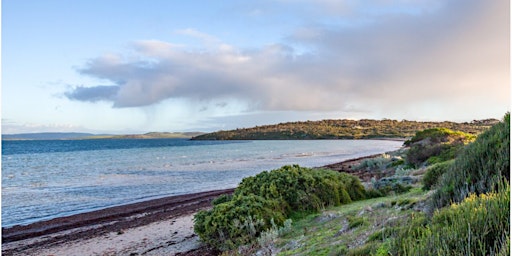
[175,28,221,46]
[64,85,119,102]
[65,0,509,120]
[1,121,91,134]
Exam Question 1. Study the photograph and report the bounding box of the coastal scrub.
[193,165,367,251]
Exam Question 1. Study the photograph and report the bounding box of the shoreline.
[2,189,234,256]
[1,153,390,255]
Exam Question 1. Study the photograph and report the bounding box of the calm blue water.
[2,139,402,227]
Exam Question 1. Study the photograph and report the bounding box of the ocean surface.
[2,139,402,228]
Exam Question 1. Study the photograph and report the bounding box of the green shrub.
[354,154,391,171]
[425,145,459,165]
[404,128,476,146]
[390,112,510,256]
[235,165,366,213]
[194,165,367,251]
[422,160,454,190]
[211,194,233,205]
[194,194,286,250]
[391,182,509,256]
[366,182,413,198]
[405,128,475,167]
[390,158,405,167]
[376,183,412,195]
[365,188,384,199]
[431,113,510,209]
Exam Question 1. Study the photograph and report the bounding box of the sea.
[1,139,403,228]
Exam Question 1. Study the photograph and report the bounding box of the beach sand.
[2,189,232,256]
[3,213,201,256]
[2,154,386,256]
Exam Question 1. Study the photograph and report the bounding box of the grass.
[268,187,429,256]
[267,183,508,256]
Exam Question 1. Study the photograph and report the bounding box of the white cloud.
[65,0,509,122]
[175,28,222,48]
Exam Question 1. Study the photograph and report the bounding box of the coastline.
[1,153,388,256]
[2,189,234,256]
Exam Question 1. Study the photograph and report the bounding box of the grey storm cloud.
[65,0,509,114]
[65,85,119,102]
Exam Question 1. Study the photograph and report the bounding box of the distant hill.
[2,132,205,140]
[2,132,96,140]
[191,119,499,140]
[85,132,205,139]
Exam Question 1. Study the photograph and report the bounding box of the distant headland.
[191,118,498,140]
[1,132,205,141]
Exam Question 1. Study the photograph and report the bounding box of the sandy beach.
[2,189,233,256]
[1,155,380,256]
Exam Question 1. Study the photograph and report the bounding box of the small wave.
[295,152,314,157]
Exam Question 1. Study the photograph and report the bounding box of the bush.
[391,182,509,255]
[194,165,367,251]
[405,128,475,167]
[431,113,510,209]
[194,194,286,250]
[422,160,454,190]
[211,194,233,205]
[404,128,476,146]
[389,113,510,256]
[354,154,391,171]
[234,165,366,214]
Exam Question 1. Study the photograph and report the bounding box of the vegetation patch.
[391,184,509,255]
[422,160,454,190]
[405,128,476,167]
[431,113,510,209]
[346,241,380,256]
[347,216,368,229]
[234,165,366,214]
[388,114,510,256]
[193,114,509,255]
[194,165,368,251]
[192,118,494,140]
[266,188,430,256]
[353,154,392,171]
[193,194,285,250]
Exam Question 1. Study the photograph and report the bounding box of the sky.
[2,0,510,134]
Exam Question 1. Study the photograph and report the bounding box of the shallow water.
[2,139,402,227]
